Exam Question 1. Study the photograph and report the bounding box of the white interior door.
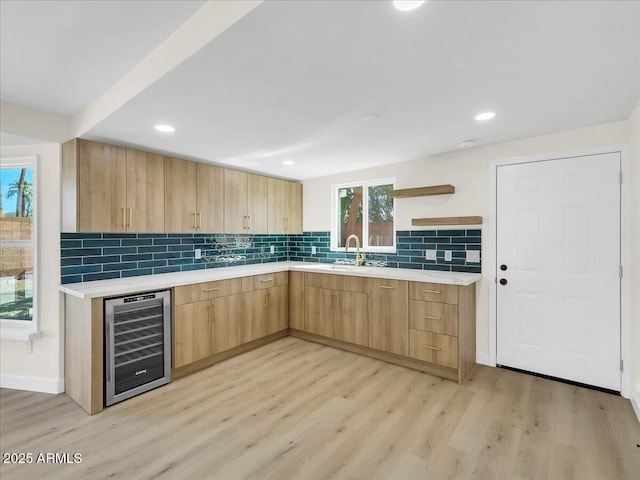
[496,153,621,390]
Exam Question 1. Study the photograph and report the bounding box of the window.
[332,178,395,253]
[0,157,36,324]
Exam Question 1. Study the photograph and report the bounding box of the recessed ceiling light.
[282,160,295,166]
[459,140,475,149]
[393,1,426,12]
[474,112,496,121]
[154,124,175,133]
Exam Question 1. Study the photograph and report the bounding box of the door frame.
[488,145,630,398]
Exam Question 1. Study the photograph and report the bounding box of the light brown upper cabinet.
[126,149,165,232]
[287,181,303,233]
[268,178,303,234]
[165,157,224,233]
[224,170,268,234]
[62,138,164,232]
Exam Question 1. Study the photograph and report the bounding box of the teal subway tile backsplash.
[61,229,481,284]
[60,232,289,284]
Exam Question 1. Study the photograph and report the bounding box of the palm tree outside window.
[0,161,36,322]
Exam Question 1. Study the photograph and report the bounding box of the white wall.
[303,119,630,367]
[627,101,640,416]
[0,143,63,393]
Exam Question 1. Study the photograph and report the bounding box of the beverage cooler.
[104,290,171,406]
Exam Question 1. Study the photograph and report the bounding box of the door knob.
[499,278,508,286]
[500,264,508,271]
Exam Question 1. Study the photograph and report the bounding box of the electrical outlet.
[194,248,201,260]
[444,251,452,262]
[311,246,317,255]
[270,245,275,254]
[425,249,437,260]
[466,250,480,263]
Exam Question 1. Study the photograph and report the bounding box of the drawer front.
[409,329,458,369]
[409,281,458,304]
[242,271,288,292]
[174,278,242,305]
[410,300,458,336]
[304,272,365,293]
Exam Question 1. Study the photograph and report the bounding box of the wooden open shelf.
[389,184,455,198]
[411,216,483,226]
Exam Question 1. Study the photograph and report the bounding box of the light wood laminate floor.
[1,337,639,480]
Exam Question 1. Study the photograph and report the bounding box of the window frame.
[330,177,396,254]
[0,155,38,335]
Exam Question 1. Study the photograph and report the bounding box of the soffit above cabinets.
[1,1,639,180]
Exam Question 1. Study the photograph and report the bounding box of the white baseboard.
[631,389,640,425]
[0,374,64,394]
[476,352,493,366]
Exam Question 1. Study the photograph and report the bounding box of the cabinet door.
[303,286,334,337]
[165,157,197,233]
[77,140,126,232]
[334,290,368,346]
[288,271,304,330]
[286,181,303,234]
[211,294,243,354]
[247,173,268,233]
[126,149,165,232]
[196,163,224,233]
[367,279,409,356]
[224,169,248,233]
[409,330,458,369]
[242,289,269,343]
[174,300,211,368]
[268,178,287,234]
[266,285,288,334]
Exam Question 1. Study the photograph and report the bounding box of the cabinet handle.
[207,304,212,322]
[378,285,395,289]
[128,208,133,228]
[242,215,247,230]
[264,291,269,307]
[202,287,220,292]
[248,215,252,230]
[284,217,288,231]
[422,289,441,295]
[193,212,198,229]
[197,212,202,229]
[211,302,215,321]
[422,315,441,321]
[122,208,126,228]
[260,278,274,283]
[421,345,441,351]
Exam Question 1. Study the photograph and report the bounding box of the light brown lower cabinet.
[174,294,243,368]
[174,300,212,368]
[304,286,335,338]
[303,274,369,347]
[64,270,477,415]
[173,275,288,372]
[366,278,408,356]
[211,294,243,353]
[333,290,368,346]
[242,285,288,343]
[293,272,476,384]
[409,330,458,368]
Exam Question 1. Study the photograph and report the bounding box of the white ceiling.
[1,1,639,180]
[0,0,205,116]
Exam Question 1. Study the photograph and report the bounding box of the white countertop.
[59,261,481,299]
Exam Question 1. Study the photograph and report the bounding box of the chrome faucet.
[345,234,366,267]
